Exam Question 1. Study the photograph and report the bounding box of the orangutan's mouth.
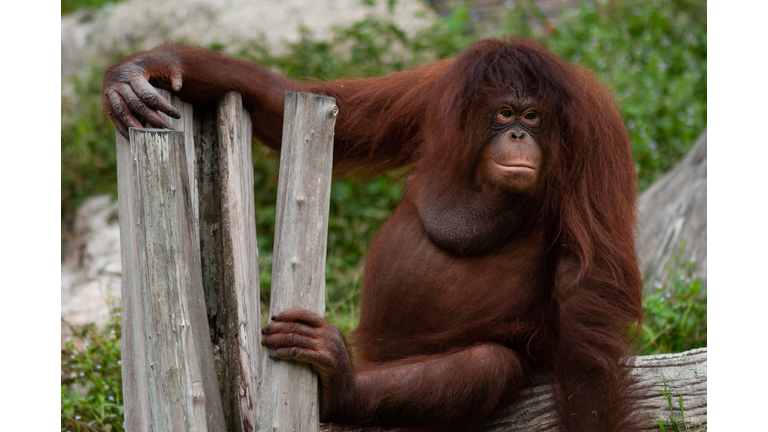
[493,161,536,172]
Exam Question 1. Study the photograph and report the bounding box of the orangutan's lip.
[493,161,536,171]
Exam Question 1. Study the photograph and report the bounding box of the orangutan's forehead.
[508,91,536,106]
[483,91,537,109]
[505,77,538,97]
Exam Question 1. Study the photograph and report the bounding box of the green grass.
[655,376,707,431]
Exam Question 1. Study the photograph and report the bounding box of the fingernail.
[271,315,276,321]
[162,123,171,130]
[173,85,182,92]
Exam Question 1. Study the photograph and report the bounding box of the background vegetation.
[61,0,706,430]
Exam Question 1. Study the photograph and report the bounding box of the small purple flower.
[116,312,121,317]
[117,360,122,365]
[75,415,81,420]
[665,292,672,298]
[96,364,102,369]
[108,395,115,402]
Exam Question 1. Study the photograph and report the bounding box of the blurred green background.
[61,1,706,429]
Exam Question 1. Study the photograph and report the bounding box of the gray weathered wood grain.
[156,88,199,248]
[320,348,707,432]
[256,92,338,432]
[637,130,707,290]
[217,92,262,432]
[631,348,707,430]
[116,127,152,432]
[117,128,225,431]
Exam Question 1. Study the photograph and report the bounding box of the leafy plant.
[655,376,706,431]
[62,0,128,16]
[543,0,707,190]
[61,306,124,431]
[635,241,707,355]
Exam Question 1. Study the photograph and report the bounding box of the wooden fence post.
[155,89,262,431]
[256,92,338,432]
[155,88,262,432]
[116,127,226,431]
[215,92,262,432]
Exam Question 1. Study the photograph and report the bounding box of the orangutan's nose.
[510,129,526,140]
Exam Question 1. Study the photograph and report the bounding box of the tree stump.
[637,130,707,290]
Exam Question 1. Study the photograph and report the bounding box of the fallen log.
[322,348,707,431]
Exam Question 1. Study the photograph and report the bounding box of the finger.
[268,347,321,364]
[130,77,181,119]
[115,83,172,130]
[104,98,129,139]
[262,332,317,350]
[170,69,183,92]
[262,321,320,337]
[140,106,173,130]
[108,91,143,130]
[272,308,326,328]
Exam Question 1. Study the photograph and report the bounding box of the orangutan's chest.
[361,203,551,332]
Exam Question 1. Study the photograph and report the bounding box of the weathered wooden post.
[213,92,262,432]
[116,126,226,431]
[156,88,261,431]
[256,92,338,432]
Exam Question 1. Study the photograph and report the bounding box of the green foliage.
[635,242,707,356]
[234,8,476,81]
[61,306,124,431]
[325,174,403,331]
[62,0,127,16]
[248,148,403,332]
[61,64,118,221]
[542,0,707,189]
[655,377,706,431]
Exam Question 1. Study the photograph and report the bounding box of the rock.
[61,195,122,344]
[636,130,707,290]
